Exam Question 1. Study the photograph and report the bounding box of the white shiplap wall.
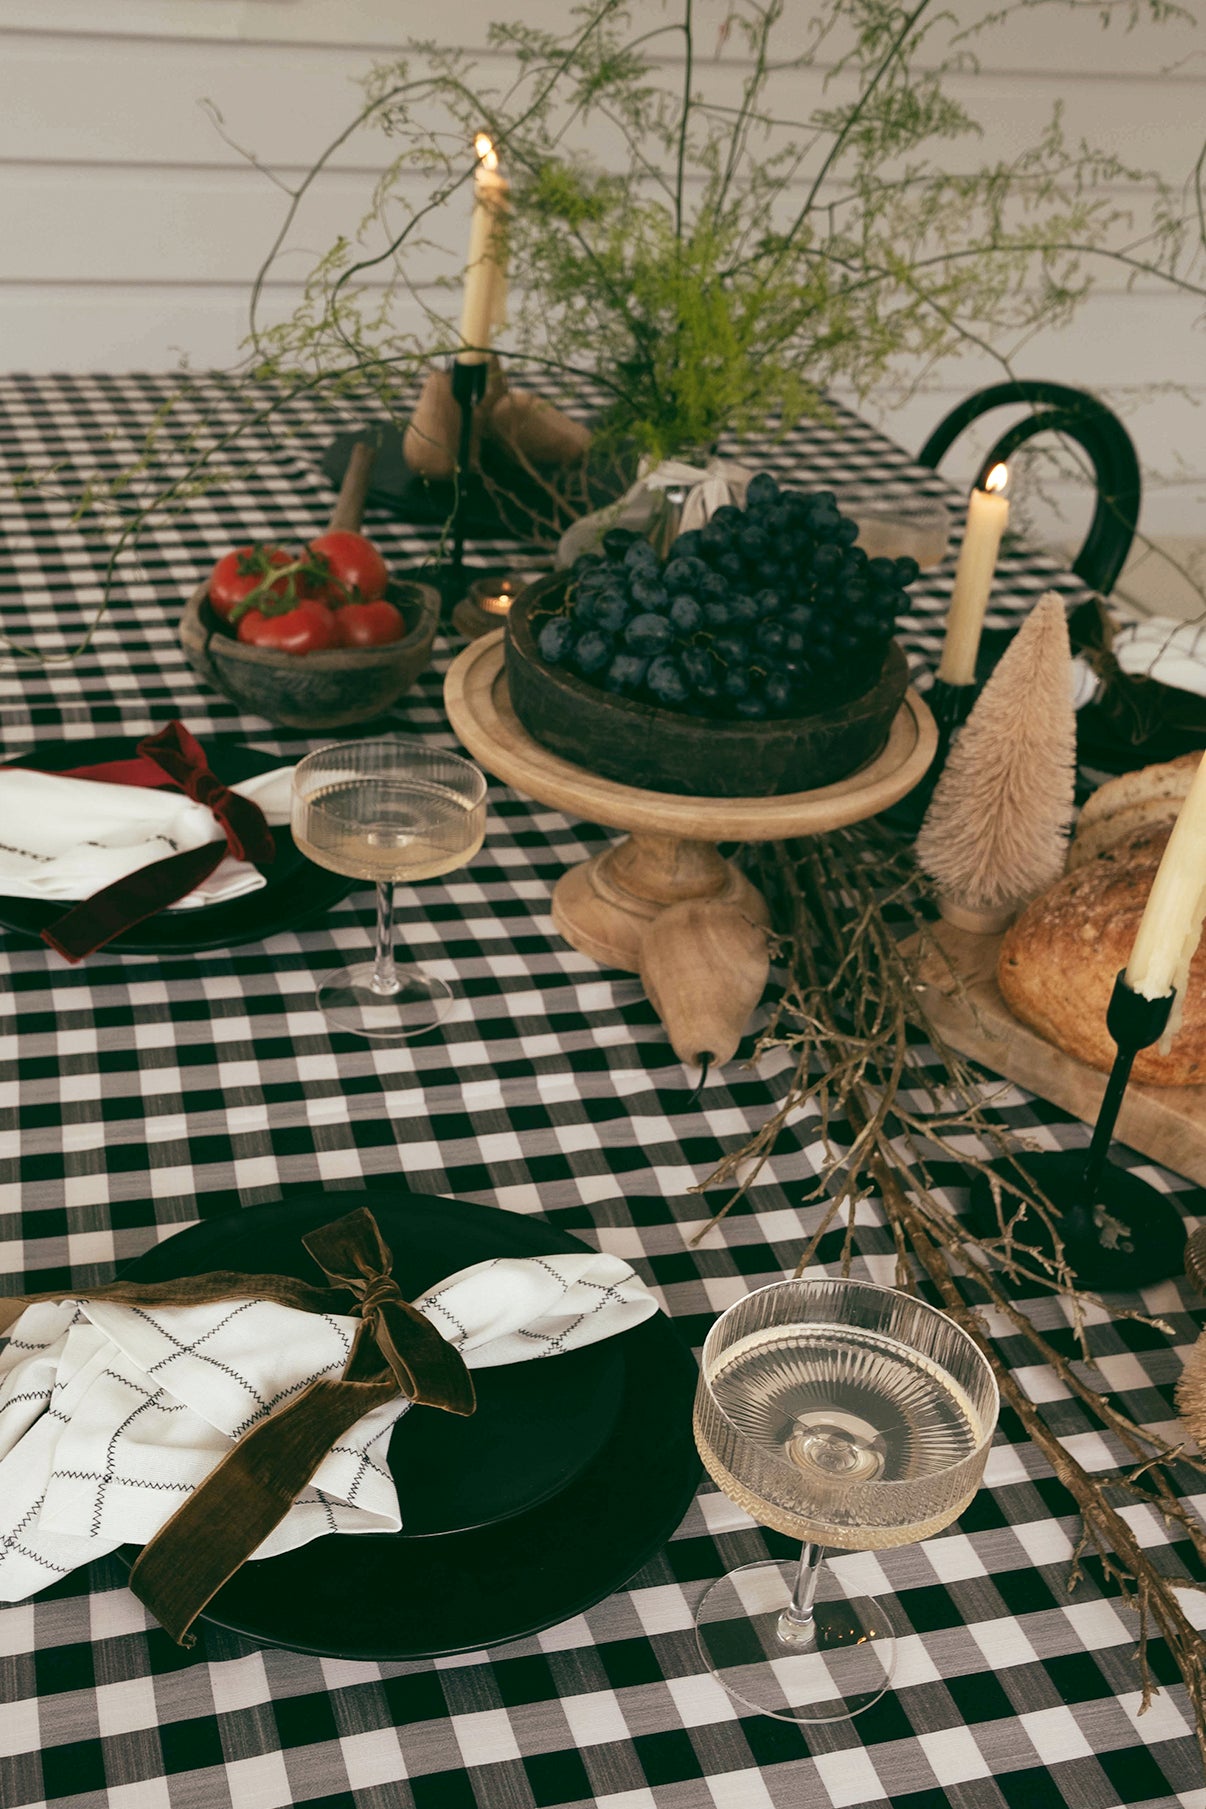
[1,0,1203,558]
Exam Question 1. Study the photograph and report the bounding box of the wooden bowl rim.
[446,630,938,836]
[182,577,440,671]
[507,572,906,733]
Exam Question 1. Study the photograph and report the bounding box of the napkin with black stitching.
[0,1252,657,1602]
[0,763,294,909]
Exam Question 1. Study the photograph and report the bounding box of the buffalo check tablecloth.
[1,372,1203,1809]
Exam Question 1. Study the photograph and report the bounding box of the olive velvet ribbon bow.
[37,720,276,962]
[0,1207,474,1645]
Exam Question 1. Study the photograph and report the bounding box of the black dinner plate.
[118,1186,701,1658]
[0,735,355,953]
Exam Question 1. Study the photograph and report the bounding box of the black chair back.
[918,380,1141,595]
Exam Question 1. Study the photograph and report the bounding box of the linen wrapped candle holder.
[0,1206,658,1645]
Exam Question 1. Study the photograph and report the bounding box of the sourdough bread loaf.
[998,822,1206,1086]
[1075,751,1201,833]
[1067,798,1183,869]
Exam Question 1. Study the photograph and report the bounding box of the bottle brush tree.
[916,592,1077,928]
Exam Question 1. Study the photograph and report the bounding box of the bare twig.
[694,828,1206,1749]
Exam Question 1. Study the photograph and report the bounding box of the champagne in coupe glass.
[292,736,487,1040]
[694,1277,998,1722]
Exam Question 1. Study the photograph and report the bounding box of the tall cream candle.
[457,135,509,366]
[1125,753,1206,1004]
[936,463,1010,685]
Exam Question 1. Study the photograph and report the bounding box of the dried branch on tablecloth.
[883,1156,1206,1763]
[694,825,1206,1756]
[916,592,1077,927]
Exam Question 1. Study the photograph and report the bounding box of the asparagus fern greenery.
[5,0,1206,663]
[247,0,1205,462]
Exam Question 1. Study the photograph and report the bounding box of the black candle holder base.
[967,1149,1187,1292]
[425,561,511,613]
[449,567,516,638]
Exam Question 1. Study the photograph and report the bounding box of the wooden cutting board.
[911,919,1206,1189]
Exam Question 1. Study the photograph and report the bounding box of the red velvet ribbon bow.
[37,721,276,963]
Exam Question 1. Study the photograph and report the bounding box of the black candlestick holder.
[884,676,980,836]
[449,360,487,567]
[412,358,493,611]
[967,972,1188,1290]
[927,676,978,748]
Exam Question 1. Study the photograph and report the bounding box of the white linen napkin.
[0,1250,657,1604]
[641,457,752,534]
[1112,616,1206,697]
[0,764,295,910]
[555,456,755,564]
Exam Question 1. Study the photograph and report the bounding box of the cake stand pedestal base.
[552,833,769,972]
[443,633,937,1064]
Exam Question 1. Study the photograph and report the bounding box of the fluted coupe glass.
[694,1277,998,1722]
[292,736,487,1040]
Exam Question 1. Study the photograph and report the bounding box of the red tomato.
[334,599,406,647]
[208,545,295,621]
[236,599,340,654]
[306,531,389,603]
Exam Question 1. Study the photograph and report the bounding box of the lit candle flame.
[984,462,1009,496]
[475,577,520,616]
[475,133,499,172]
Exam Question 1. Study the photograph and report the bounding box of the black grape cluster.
[535,471,919,721]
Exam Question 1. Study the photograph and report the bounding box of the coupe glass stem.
[776,1542,823,1650]
[370,882,400,996]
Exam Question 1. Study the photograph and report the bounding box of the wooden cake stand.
[444,632,937,975]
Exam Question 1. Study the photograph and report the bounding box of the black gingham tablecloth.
[1,374,1202,1809]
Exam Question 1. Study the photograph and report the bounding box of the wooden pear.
[485,389,591,467]
[402,361,507,479]
[639,899,770,1069]
[402,370,461,479]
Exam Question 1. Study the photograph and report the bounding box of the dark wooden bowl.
[505,575,910,798]
[180,579,440,731]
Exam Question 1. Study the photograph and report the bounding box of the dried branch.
[694,826,1206,1747]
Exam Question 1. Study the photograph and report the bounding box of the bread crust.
[1076,751,1201,831]
[1067,798,1181,869]
[998,823,1206,1086]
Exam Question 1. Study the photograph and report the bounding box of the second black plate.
[0,735,355,954]
[119,1186,701,1658]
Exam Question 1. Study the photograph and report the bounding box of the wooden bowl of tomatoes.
[180,470,440,729]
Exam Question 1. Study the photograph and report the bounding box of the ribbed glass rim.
[698,1276,1000,1484]
[293,733,488,808]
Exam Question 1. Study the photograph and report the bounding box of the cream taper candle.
[936,463,1010,686]
[1125,752,1206,1005]
[457,135,509,366]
